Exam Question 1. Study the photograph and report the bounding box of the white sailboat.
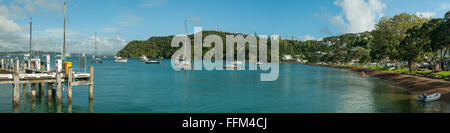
[91,32,102,64]
[175,20,192,68]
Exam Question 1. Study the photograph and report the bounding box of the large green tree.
[400,19,443,72]
[372,13,429,68]
[429,11,450,72]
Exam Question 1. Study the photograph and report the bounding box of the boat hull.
[417,93,441,102]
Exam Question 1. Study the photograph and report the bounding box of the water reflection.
[1,58,449,113]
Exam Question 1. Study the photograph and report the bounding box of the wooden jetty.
[0,1,94,113]
[0,57,94,112]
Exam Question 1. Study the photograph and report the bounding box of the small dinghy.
[417,93,441,102]
[145,60,161,64]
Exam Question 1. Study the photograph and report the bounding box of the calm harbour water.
[0,57,449,113]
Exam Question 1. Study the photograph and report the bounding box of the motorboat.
[140,55,148,62]
[114,56,128,63]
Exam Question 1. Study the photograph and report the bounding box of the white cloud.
[0,1,127,55]
[0,16,21,33]
[138,0,168,8]
[101,27,121,33]
[188,17,202,26]
[117,11,143,27]
[415,12,436,18]
[331,0,386,33]
[440,4,450,11]
[296,35,316,41]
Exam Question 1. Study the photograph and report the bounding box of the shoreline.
[306,64,450,103]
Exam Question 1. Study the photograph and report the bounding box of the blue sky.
[1,0,449,54]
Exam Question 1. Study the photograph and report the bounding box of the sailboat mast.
[184,20,188,59]
[29,17,32,57]
[95,32,97,58]
[62,1,66,61]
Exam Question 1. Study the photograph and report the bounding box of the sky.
[0,0,449,55]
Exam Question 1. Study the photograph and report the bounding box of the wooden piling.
[21,60,26,73]
[13,104,20,113]
[89,66,94,100]
[40,64,45,96]
[40,93,45,112]
[31,83,36,101]
[13,74,20,105]
[57,103,62,113]
[31,96,36,112]
[12,59,19,105]
[67,67,72,104]
[22,83,27,104]
[47,83,53,100]
[56,73,62,104]
[89,99,93,113]
[40,83,45,97]
[13,59,18,74]
[68,103,72,113]
[31,72,36,101]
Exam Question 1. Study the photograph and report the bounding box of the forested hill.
[118,12,450,72]
[116,30,245,59]
[116,30,372,62]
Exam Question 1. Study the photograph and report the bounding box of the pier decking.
[0,57,94,113]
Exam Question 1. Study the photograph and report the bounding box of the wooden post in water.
[67,67,72,104]
[47,82,53,112]
[40,64,45,96]
[56,73,62,104]
[13,59,18,74]
[31,83,36,101]
[12,59,20,105]
[89,99,93,113]
[21,60,26,73]
[1,58,3,71]
[31,72,36,102]
[13,74,20,105]
[47,83,53,100]
[89,66,94,101]
[23,83,27,105]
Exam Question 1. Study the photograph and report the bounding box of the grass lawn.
[343,64,450,79]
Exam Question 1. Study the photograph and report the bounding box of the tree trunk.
[408,61,413,72]
[432,61,441,73]
[394,59,400,69]
[440,48,448,71]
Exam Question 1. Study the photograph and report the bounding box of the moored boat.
[145,60,161,64]
[140,55,148,62]
[91,58,103,63]
[224,65,237,70]
[417,93,441,102]
[114,56,128,63]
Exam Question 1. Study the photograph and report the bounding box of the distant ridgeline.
[116,30,372,62]
[117,30,256,59]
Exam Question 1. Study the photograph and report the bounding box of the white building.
[281,55,293,61]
